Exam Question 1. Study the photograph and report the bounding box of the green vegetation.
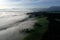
[23,17,48,40]
[23,12,60,40]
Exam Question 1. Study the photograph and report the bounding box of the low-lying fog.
[0,11,36,40]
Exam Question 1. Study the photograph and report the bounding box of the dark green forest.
[22,11,60,40]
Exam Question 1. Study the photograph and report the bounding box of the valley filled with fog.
[0,11,36,40]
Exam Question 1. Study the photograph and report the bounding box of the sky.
[0,0,60,9]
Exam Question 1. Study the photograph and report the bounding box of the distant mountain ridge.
[26,6,60,12]
[46,6,60,11]
[31,6,60,12]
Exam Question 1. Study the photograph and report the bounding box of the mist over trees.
[21,11,60,40]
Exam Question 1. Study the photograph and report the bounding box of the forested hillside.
[22,11,60,40]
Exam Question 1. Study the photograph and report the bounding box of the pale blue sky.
[0,0,60,9]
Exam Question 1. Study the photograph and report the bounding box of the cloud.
[8,0,48,3]
[0,0,60,9]
[8,0,60,5]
